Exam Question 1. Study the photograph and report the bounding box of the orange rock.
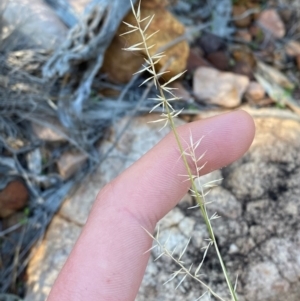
[102,3,189,84]
[101,37,144,84]
[232,48,256,68]
[232,47,256,79]
[0,180,29,218]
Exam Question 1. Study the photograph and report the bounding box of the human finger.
[48,110,255,301]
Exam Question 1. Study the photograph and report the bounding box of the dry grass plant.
[121,1,238,300]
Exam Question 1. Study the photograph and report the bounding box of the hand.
[48,111,255,301]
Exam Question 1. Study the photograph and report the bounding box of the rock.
[56,151,88,180]
[159,207,185,230]
[178,217,195,238]
[285,40,300,57]
[159,203,195,238]
[233,5,252,28]
[0,180,29,218]
[101,2,189,84]
[205,187,242,220]
[232,61,254,79]
[244,261,290,300]
[224,115,300,201]
[232,47,256,79]
[235,30,252,43]
[245,81,265,101]
[258,9,286,39]
[158,227,188,257]
[206,51,230,71]
[191,223,208,249]
[31,119,66,142]
[232,48,256,68]
[187,48,211,72]
[5,137,24,151]
[195,169,223,191]
[3,0,67,49]
[228,243,239,254]
[193,67,250,108]
[197,32,226,55]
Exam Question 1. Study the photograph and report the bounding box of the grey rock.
[159,208,185,230]
[138,110,300,301]
[205,186,241,219]
[3,0,67,49]
[157,227,189,257]
[178,217,196,238]
[195,169,223,190]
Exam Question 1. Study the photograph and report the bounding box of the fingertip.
[233,110,256,139]
[225,110,256,152]
[184,110,256,172]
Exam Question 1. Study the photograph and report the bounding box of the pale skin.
[48,110,255,301]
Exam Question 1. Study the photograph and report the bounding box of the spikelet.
[122,1,238,300]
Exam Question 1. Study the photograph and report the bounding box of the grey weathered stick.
[44,0,78,28]
[43,0,137,114]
